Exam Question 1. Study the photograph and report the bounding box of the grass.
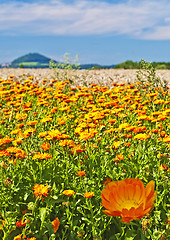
[13,62,49,68]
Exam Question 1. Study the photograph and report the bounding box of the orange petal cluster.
[62,190,75,196]
[84,192,94,198]
[52,217,60,233]
[77,171,86,177]
[33,184,50,201]
[101,178,156,223]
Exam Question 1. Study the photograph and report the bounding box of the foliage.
[136,59,168,90]
[19,63,24,69]
[115,59,170,69]
[49,53,80,70]
[49,53,80,82]
[114,60,139,69]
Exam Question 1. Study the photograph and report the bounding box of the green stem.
[3,232,8,240]
[3,227,14,240]
[112,217,122,234]
[86,198,96,238]
[66,199,73,230]
[32,197,39,218]
[39,206,47,238]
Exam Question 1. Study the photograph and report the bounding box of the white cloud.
[142,26,170,40]
[0,0,170,39]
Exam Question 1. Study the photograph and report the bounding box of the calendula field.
[0,64,170,240]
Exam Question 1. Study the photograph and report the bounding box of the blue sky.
[1,0,170,65]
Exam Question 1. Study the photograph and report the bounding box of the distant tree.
[91,65,101,70]
[114,60,139,69]
[19,63,24,68]
[114,60,170,69]
[155,64,167,70]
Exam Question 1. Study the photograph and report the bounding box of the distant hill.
[0,53,116,69]
[10,53,57,68]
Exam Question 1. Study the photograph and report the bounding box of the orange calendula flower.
[58,140,75,147]
[84,192,94,198]
[77,171,86,177]
[101,178,156,223]
[157,152,163,158]
[119,123,130,129]
[41,117,52,123]
[32,152,52,160]
[16,219,30,227]
[0,136,14,146]
[124,142,131,147]
[114,154,124,163]
[0,150,10,157]
[52,217,60,233]
[41,142,50,151]
[134,133,150,140]
[113,141,122,149]
[33,184,50,201]
[62,190,75,196]
[108,119,116,124]
[22,210,27,215]
[163,136,170,143]
[13,234,26,240]
[159,164,168,170]
[26,121,38,126]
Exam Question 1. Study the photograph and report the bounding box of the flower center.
[120,200,140,210]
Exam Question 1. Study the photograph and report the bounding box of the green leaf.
[81,217,92,223]
[52,195,58,200]
[45,222,55,236]
[124,229,137,240]
[42,235,49,240]
[24,192,29,201]
[39,207,46,222]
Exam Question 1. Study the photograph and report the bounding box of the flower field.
[0,69,170,239]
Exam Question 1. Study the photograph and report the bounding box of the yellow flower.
[159,164,168,170]
[119,123,130,129]
[84,192,94,198]
[134,133,150,140]
[32,153,52,160]
[113,141,122,149]
[163,136,170,143]
[62,190,75,196]
[41,117,52,123]
[26,121,38,126]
